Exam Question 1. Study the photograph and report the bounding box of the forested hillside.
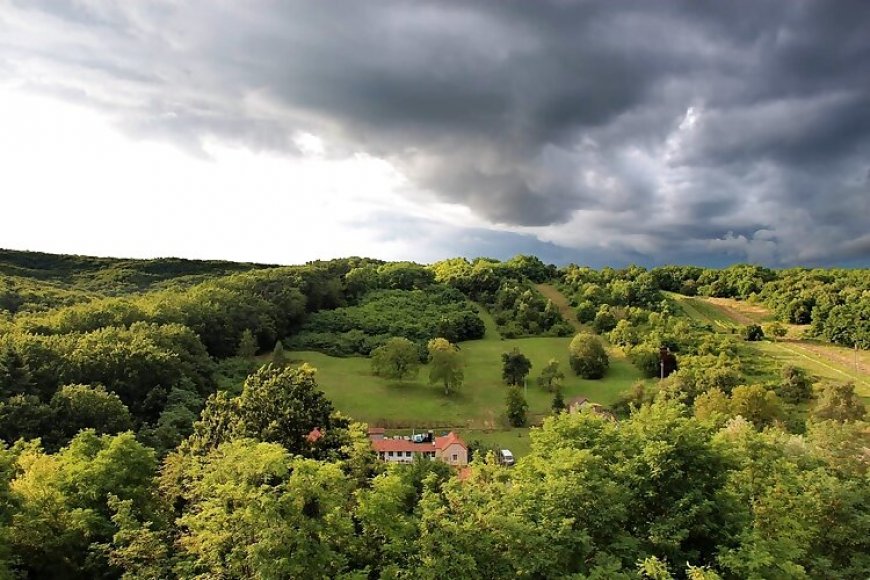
[0,249,867,578]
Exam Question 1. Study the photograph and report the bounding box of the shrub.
[568,333,609,379]
[741,324,764,341]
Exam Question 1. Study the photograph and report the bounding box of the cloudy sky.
[1,1,868,267]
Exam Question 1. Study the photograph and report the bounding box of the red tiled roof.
[434,431,466,451]
[372,439,435,453]
[567,396,588,406]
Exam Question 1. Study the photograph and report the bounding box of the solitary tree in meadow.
[427,338,464,396]
[568,333,609,379]
[370,337,421,381]
[502,348,532,386]
[537,358,564,392]
[764,322,787,342]
[506,386,528,427]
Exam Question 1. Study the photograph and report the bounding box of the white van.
[498,449,515,466]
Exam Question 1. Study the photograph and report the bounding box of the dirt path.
[783,341,870,381]
[534,283,582,332]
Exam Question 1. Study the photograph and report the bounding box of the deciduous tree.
[48,384,133,449]
[370,337,421,381]
[812,381,866,422]
[505,386,528,427]
[190,364,348,458]
[741,324,764,342]
[729,384,782,428]
[776,365,812,404]
[501,348,532,386]
[427,338,464,396]
[568,333,609,379]
[536,358,564,392]
[764,322,787,342]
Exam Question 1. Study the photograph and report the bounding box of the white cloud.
[0,86,483,263]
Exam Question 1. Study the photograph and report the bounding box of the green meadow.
[666,292,736,329]
[289,305,643,434]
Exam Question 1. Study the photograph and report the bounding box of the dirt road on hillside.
[534,283,583,332]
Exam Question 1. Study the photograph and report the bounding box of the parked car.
[498,449,515,466]
[411,431,434,443]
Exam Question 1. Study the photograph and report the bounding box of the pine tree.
[551,386,566,414]
[236,329,258,358]
[272,340,287,367]
[506,386,528,427]
[0,344,31,398]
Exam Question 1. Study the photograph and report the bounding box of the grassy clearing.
[666,292,735,330]
[680,296,869,394]
[472,302,502,341]
[665,292,869,400]
[289,334,642,430]
[753,341,870,398]
[706,297,772,324]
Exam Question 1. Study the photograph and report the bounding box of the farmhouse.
[370,430,469,466]
[566,395,589,414]
[567,396,617,422]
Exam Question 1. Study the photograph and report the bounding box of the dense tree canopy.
[189,364,349,458]
[289,287,484,356]
[0,249,867,578]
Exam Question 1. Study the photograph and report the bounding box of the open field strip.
[667,293,869,396]
[755,341,870,396]
[665,292,735,330]
[705,297,771,324]
[534,283,583,332]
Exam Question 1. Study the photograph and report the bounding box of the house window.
[388,451,394,457]
[452,454,458,461]
[406,451,412,457]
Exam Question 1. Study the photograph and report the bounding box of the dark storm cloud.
[3,0,870,265]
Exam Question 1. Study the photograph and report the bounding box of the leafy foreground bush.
[4,398,867,579]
